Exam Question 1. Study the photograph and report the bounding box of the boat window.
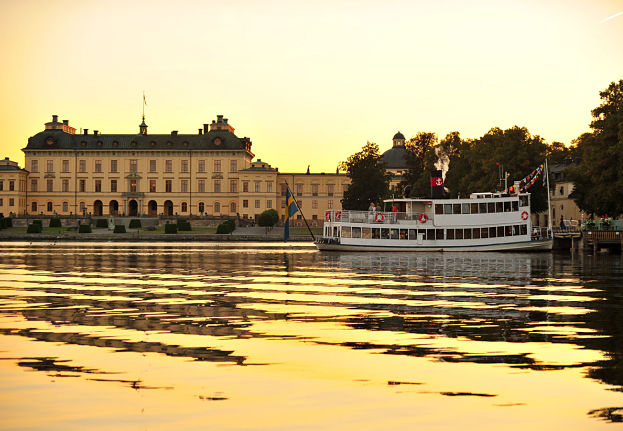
[372,228,380,239]
[435,204,444,214]
[513,225,520,236]
[381,228,390,239]
[400,229,409,240]
[408,229,416,239]
[489,227,497,238]
[418,229,427,238]
[487,202,495,213]
[436,229,444,240]
[504,201,511,212]
[446,229,455,240]
[479,203,487,213]
[352,227,362,238]
[444,204,453,214]
[462,203,470,214]
[471,203,479,214]
[464,228,472,239]
[342,226,351,238]
[512,201,519,211]
[496,202,503,212]
[519,195,529,207]
[426,229,434,241]
[455,229,464,239]
[334,227,340,237]
[497,226,505,237]
[362,227,371,239]
[473,228,481,239]
[520,224,528,235]
[453,204,461,214]
[390,229,399,239]
[505,225,512,236]
[481,228,489,238]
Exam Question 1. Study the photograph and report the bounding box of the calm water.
[1,242,622,430]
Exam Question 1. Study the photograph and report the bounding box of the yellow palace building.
[9,114,349,226]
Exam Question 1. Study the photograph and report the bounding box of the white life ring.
[375,212,384,222]
[521,211,529,220]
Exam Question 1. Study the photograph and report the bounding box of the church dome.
[392,131,405,140]
[381,146,408,169]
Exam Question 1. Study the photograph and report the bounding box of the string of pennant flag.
[507,163,545,193]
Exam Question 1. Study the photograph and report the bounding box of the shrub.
[78,224,92,233]
[113,225,126,233]
[27,223,42,233]
[177,220,192,231]
[216,220,236,234]
[2,217,12,228]
[165,223,177,234]
[32,220,43,226]
[0,217,6,229]
[129,219,142,229]
[49,218,62,228]
[95,219,108,228]
[258,209,279,227]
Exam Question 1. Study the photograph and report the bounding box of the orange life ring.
[375,212,384,222]
[335,211,341,220]
[521,211,529,220]
[419,213,428,223]
[325,211,331,221]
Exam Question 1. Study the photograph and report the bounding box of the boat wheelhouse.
[316,192,552,252]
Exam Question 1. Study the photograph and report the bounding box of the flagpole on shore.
[285,182,316,242]
[545,158,552,237]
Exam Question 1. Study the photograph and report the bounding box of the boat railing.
[335,210,427,225]
[531,226,552,241]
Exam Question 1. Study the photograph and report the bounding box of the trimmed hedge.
[0,217,8,229]
[165,223,177,234]
[216,219,236,234]
[49,218,62,228]
[78,224,92,233]
[95,219,108,228]
[177,220,192,231]
[27,223,42,233]
[129,219,142,229]
[32,220,43,226]
[113,225,126,233]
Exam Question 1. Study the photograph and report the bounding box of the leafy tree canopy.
[568,79,623,216]
[399,132,440,197]
[258,209,279,227]
[340,142,391,210]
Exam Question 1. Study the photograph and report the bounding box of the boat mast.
[545,158,552,237]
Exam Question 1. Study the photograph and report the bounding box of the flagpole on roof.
[284,182,316,242]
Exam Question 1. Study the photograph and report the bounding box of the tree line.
[341,79,623,217]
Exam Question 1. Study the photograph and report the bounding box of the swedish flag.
[284,187,299,241]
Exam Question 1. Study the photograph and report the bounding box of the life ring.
[335,211,341,220]
[521,211,529,220]
[325,211,331,221]
[419,213,428,223]
[375,212,384,222]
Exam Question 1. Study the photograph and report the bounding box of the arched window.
[230,202,236,213]
[181,202,187,212]
[198,202,204,213]
[214,202,220,213]
[47,202,53,212]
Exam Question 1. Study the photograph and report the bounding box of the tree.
[258,209,279,228]
[400,132,440,197]
[567,79,623,216]
[340,142,391,210]
[440,126,551,213]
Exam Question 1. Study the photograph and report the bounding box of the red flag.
[430,176,443,187]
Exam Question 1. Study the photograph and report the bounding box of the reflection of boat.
[316,192,553,252]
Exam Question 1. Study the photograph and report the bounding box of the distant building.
[548,160,585,226]
[381,131,408,190]
[0,157,28,216]
[19,114,349,225]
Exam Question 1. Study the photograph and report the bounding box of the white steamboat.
[316,192,552,252]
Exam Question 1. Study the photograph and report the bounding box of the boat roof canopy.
[383,192,529,204]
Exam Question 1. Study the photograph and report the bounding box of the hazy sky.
[1,0,621,172]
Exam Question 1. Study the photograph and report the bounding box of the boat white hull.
[315,239,553,252]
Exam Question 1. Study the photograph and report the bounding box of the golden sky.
[0,0,621,172]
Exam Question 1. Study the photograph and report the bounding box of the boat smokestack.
[430,170,444,199]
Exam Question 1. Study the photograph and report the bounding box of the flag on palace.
[284,186,299,242]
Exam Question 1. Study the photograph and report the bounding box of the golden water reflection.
[1,243,623,429]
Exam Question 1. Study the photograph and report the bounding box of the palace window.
[79,160,86,173]
[31,179,38,192]
[181,160,189,173]
[31,160,38,172]
[312,200,318,209]
[9,198,13,206]
[31,202,37,212]
[150,180,156,193]
[328,200,333,209]
[181,202,187,212]
[198,202,205,213]
[198,180,205,193]
[62,179,69,192]
[214,160,221,173]
[150,160,156,172]
[111,160,118,173]
[129,180,137,193]
[198,160,205,173]
[166,180,172,193]
[94,180,101,192]
[79,180,86,192]
[255,181,261,193]
[9,181,14,191]
[80,202,86,212]
[327,184,334,197]
[47,202,53,212]
[110,179,117,193]
[214,202,220,212]
[230,160,237,172]
[95,160,102,173]
[181,180,188,193]
[266,182,273,193]
[230,202,236,212]
[62,160,69,173]
[255,199,260,208]
[230,180,237,193]
[130,159,138,173]
[46,179,53,192]
[296,184,303,196]
[312,184,318,196]
[46,160,54,173]
[214,180,221,193]
[165,160,172,173]
[62,202,68,212]
[243,200,249,208]
[243,181,249,192]
[266,200,272,208]
[281,184,287,196]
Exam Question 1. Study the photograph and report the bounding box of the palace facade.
[14,114,350,226]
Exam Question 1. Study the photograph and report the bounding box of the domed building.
[381,131,409,189]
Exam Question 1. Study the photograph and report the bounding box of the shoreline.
[0,233,315,242]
